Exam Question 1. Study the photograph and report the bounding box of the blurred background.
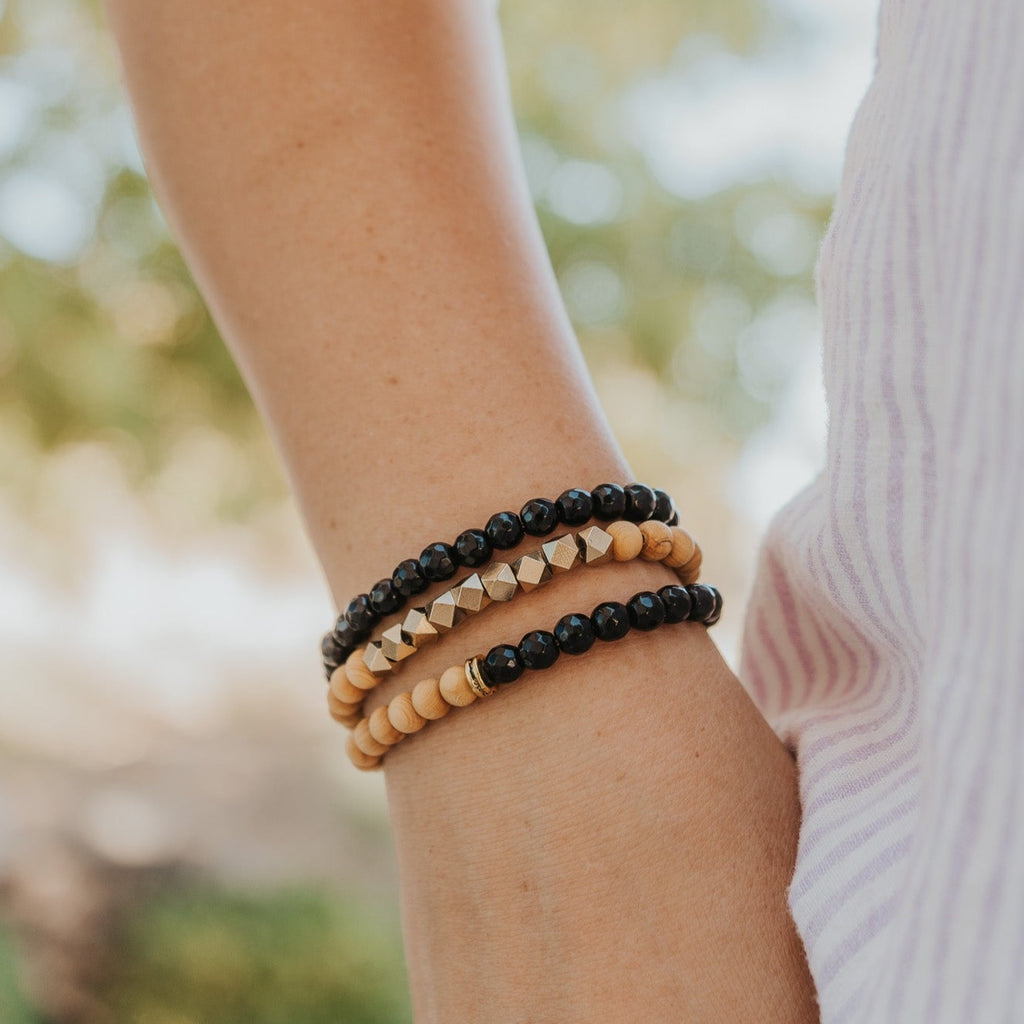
[0,0,873,1019]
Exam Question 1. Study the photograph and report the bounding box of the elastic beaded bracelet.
[326,521,703,716]
[358,520,700,677]
[319,482,679,678]
[342,582,722,769]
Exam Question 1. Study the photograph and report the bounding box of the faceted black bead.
[482,644,525,686]
[706,587,723,626]
[553,612,596,654]
[667,509,680,527]
[687,583,718,623]
[653,488,675,523]
[658,584,693,624]
[518,629,560,671]
[590,482,627,520]
[623,483,657,522]
[369,577,403,616]
[321,632,349,674]
[345,593,379,633]
[591,601,631,641]
[419,542,459,582]
[485,511,525,550]
[520,497,559,536]
[332,616,361,649]
[627,590,666,631]
[392,558,428,598]
[454,528,492,568]
[321,631,345,662]
[555,487,594,526]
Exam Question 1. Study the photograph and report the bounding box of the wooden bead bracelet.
[321,482,680,677]
[357,520,702,678]
[326,520,703,717]
[334,582,723,770]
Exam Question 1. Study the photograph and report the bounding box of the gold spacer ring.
[465,657,494,698]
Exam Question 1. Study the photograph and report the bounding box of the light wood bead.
[327,691,361,728]
[663,527,697,569]
[388,692,428,734]
[439,664,477,707]
[676,542,703,584]
[639,520,673,561]
[368,705,405,747]
[411,677,452,720]
[606,520,643,561]
[345,648,380,691]
[353,719,390,757]
[346,733,381,771]
[329,666,368,705]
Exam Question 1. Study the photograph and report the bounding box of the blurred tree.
[0,921,41,1024]
[0,0,829,507]
[98,886,410,1024]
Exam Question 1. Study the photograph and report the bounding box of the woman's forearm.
[103,0,617,596]
[103,1,818,1019]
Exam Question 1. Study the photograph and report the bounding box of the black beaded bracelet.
[475,582,722,689]
[321,482,680,678]
[342,582,722,768]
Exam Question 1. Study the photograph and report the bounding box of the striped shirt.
[739,1,1024,1020]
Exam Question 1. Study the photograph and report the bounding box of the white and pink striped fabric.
[739,1,1024,1020]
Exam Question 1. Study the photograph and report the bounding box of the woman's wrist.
[383,600,815,1023]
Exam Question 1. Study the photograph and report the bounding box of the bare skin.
[102,1,819,1019]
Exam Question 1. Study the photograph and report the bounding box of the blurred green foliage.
[0,922,40,1024]
[99,885,410,1024]
[0,0,829,508]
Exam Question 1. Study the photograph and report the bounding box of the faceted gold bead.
[363,643,393,675]
[402,607,439,648]
[380,623,416,662]
[480,561,518,602]
[452,573,492,615]
[541,533,581,574]
[576,525,613,566]
[512,550,552,591]
[425,590,465,632]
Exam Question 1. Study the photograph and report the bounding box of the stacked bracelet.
[337,583,722,770]
[316,480,722,774]
[320,482,679,678]
[357,520,702,678]
[327,519,702,717]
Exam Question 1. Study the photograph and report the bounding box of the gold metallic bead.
[363,642,393,675]
[401,607,439,648]
[512,550,552,591]
[480,561,518,602]
[425,590,466,632]
[576,525,614,566]
[380,623,416,662]
[465,657,494,698]
[541,533,581,574]
[452,573,492,615]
